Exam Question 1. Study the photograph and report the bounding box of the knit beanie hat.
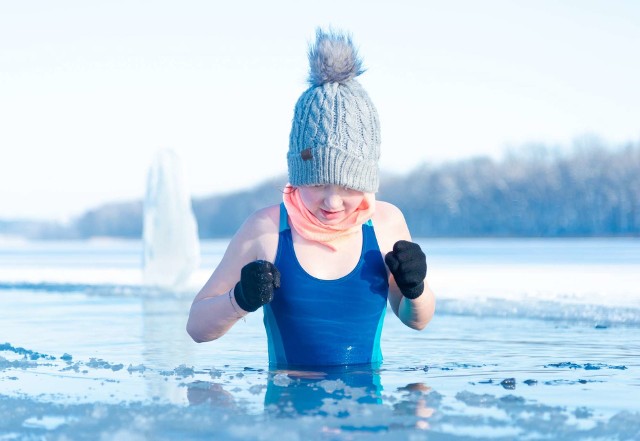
[287,29,381,193]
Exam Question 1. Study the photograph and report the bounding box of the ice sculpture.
[143,149,200,288]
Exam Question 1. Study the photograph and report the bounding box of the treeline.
[3,139,639,239]
[380,140,640,236]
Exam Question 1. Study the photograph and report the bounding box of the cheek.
[298,188,322,210]
[343,194,366,210]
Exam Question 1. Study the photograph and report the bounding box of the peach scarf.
[282,184,376,251]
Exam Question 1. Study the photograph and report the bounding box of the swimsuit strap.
[279,202,290,233]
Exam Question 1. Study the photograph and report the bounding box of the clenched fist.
[384,240,427,300]
[234,260,281,312]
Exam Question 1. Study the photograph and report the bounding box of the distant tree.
[192,177,286,238]
[74,201,143,238]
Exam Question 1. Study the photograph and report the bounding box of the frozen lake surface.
[1,238,639,440]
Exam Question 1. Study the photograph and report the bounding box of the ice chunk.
[317,379,346,394]
[173,364,195,377]
[143,149,200,289]
[127,364,147,373]
[23,415,70,430]
[272,373,292,387]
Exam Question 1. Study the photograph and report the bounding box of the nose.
[324,186,343,209]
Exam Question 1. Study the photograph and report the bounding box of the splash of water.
[142,149,200,289]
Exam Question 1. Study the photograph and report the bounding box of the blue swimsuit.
[263,203,389,367]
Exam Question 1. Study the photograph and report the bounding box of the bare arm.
[186,205,279,342]
[388,278,436,330]
[186,289,248,343]
[374,202,436,330]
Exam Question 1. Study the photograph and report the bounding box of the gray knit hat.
[287,29,381,193]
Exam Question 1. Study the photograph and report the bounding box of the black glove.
[234,260,281,312]
[384,240,427,300]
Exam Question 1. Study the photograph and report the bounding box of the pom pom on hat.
[307,28,365,86]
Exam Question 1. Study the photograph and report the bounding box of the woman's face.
[297,185,367,225]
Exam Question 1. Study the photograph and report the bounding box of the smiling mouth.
[321,209,343,219]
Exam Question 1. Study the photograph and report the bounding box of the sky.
[1,0,639,221]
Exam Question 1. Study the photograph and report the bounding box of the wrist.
[233,282,260,313]
[227,288,247,319]
[399,281,424,300]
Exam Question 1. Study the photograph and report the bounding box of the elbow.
[414,291,436,330]
[406,318,430,331]
[186,321,207,343]
[412,321,428,331]
[186,321,222,343]
[186,322,202,343]
[406,299,436,331]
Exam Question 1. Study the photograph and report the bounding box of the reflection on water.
[141,295,196,403]
[184,367,437,434]
[263,366,384,417]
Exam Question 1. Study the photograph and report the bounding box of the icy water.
[1,238,639,440]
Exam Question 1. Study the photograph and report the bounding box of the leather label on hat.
[301,148,313,161]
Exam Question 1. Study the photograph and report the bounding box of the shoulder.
[233,204,281,261]
[191,204,281,302]
[241,204,280,234]
[371,200,411,255]
[372,200,406,226]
